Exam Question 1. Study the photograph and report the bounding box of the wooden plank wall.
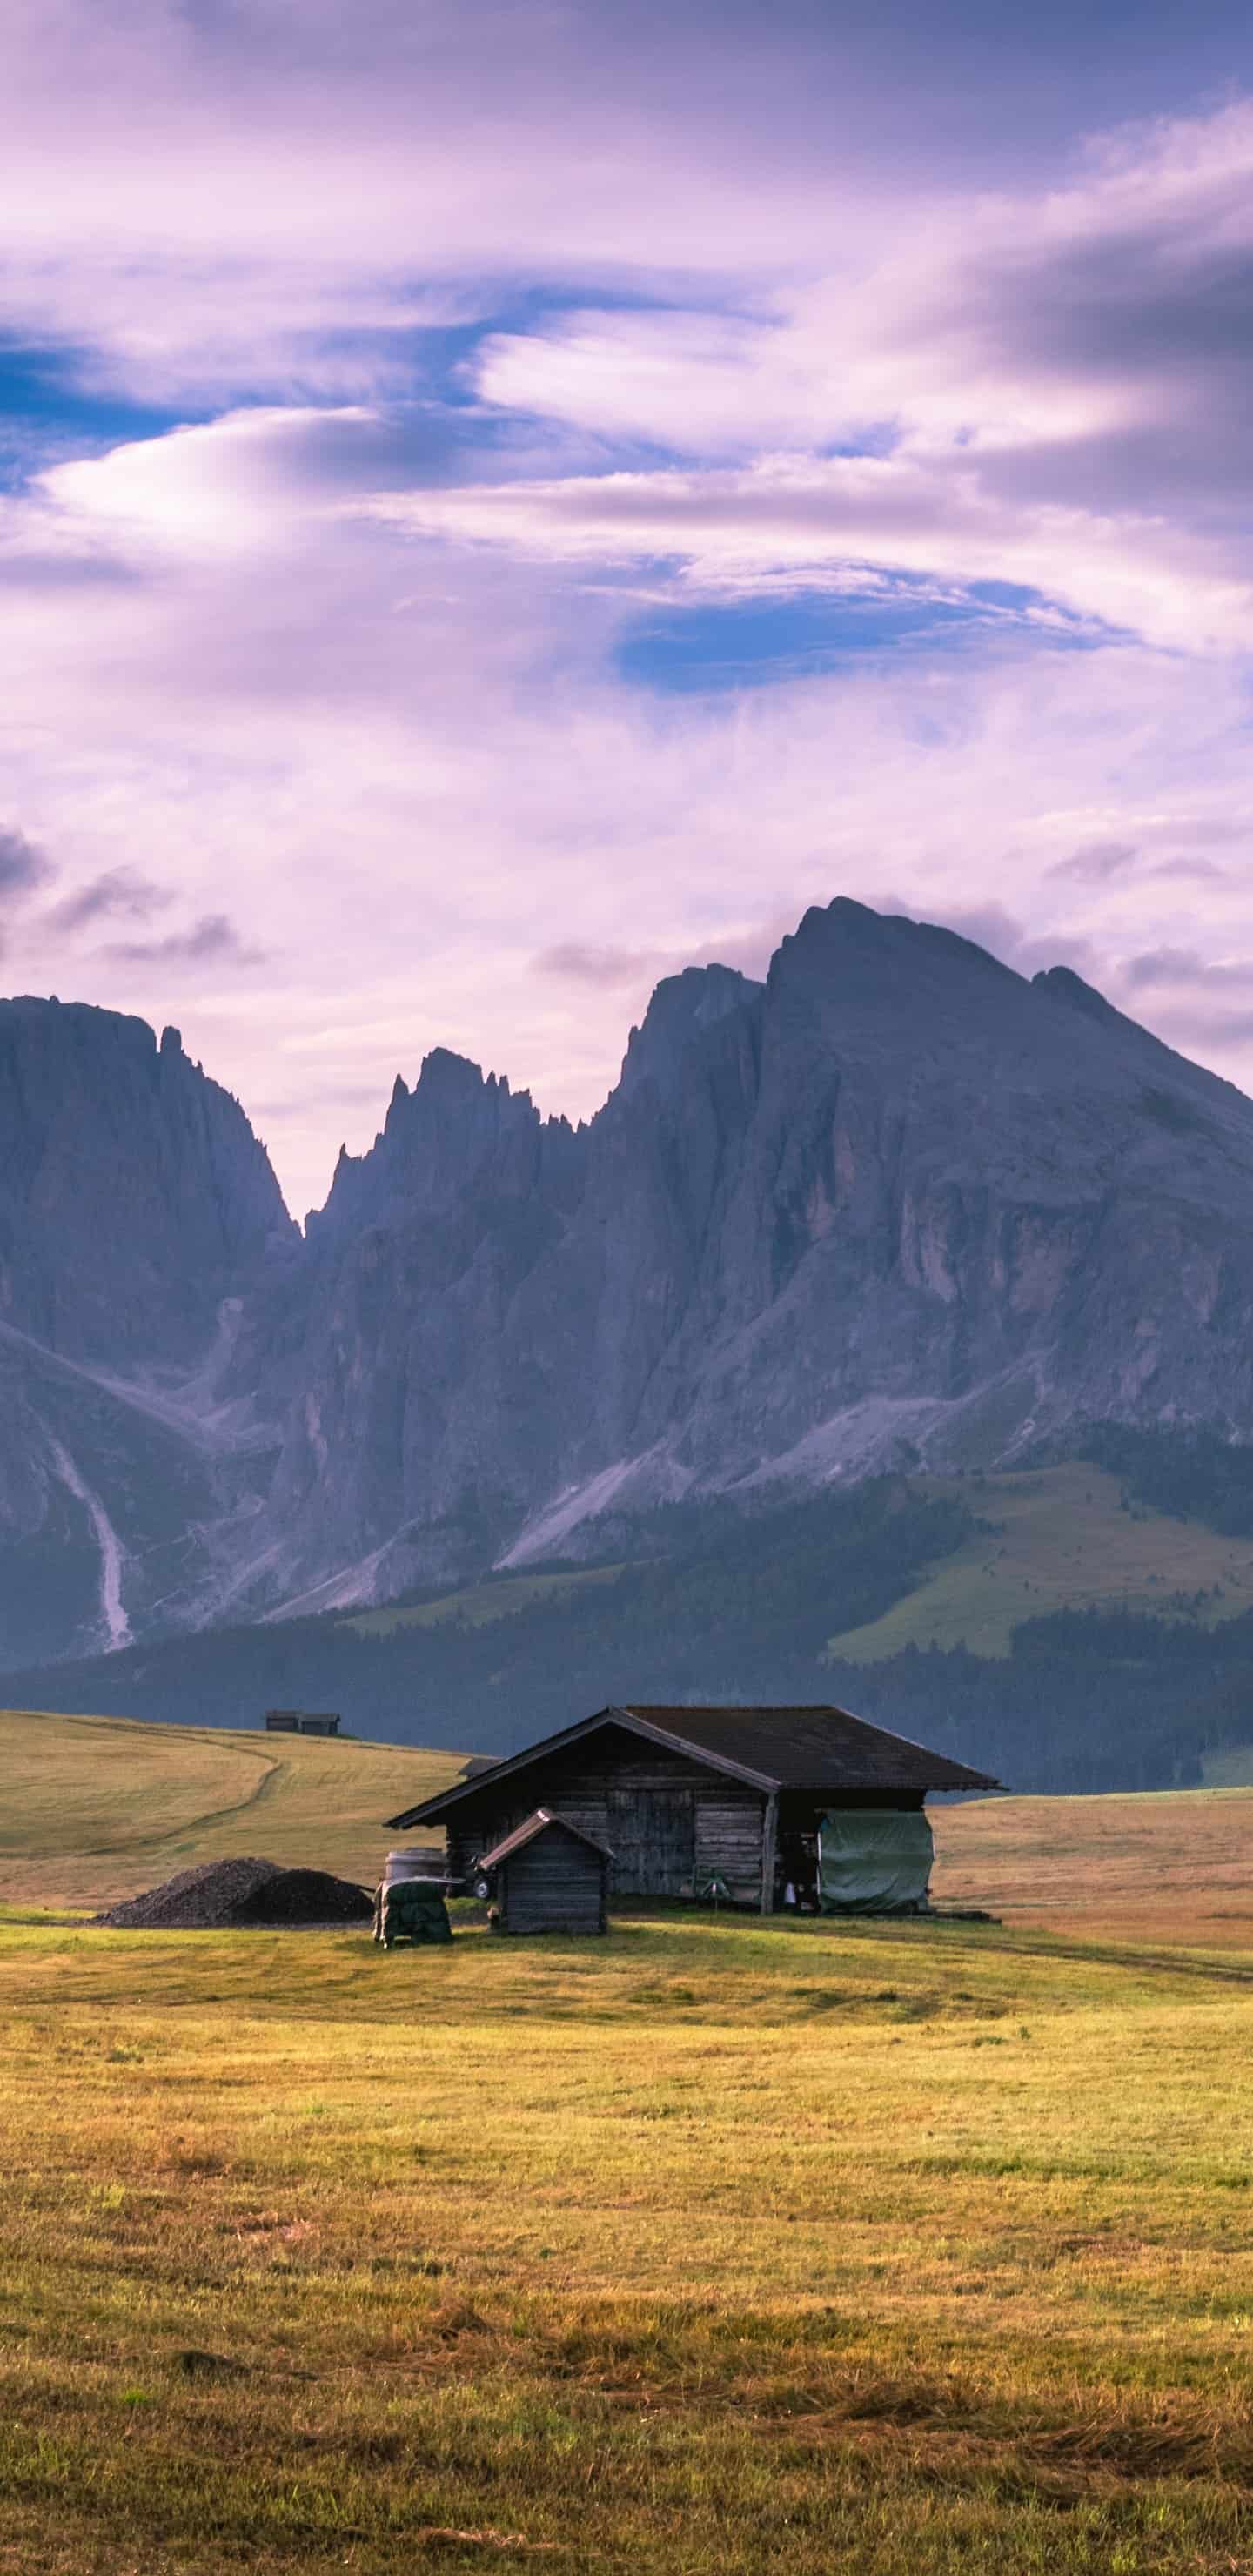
[503,1836,605,1934]
[447,1737,767,1903]
[693,1782,767,1904]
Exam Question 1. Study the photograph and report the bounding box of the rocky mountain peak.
[618,962,761,1103]
[0,996,291,1361]
[771,896,1024,1016]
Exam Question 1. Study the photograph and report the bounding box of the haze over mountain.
[4,896,1253,1674]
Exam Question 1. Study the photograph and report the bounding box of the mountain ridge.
[7,898,1253,1662]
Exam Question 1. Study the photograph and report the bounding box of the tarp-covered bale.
[817,1808,934,1915]
[373,1878,452,1946]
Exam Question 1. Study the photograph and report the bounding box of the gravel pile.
[96,1856,372,1929]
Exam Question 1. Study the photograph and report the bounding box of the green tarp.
[373,1879,452,1946]
[817,1807,934,1915]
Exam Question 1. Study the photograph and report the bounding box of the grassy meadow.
[2,1711,1253,2572]
[830,1460,1253,1659]
[345,1564,625,1639]
[0,1708,462,1909]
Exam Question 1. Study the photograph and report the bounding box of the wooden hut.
[265,1709,342,1736]
[475,1809,610,1935]
[387,1703,999,1913]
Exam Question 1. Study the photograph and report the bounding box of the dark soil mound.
[96,1856,372,1930]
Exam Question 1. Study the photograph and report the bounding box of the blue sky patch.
[613,580,1103,694]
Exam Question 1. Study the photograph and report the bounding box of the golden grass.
[5,1713,1253,2566]
[0,1709,461,1909]
[6,1706,1253,1958]
[830,1462,1253,1658]
[3,1903,1253,2573]
[933,1788,1253,1950]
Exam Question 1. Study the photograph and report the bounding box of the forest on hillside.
[7,1469,1251,1792]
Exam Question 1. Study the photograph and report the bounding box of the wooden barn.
[265,1709,343,1737]
[387,1703,999,1914]
[476,1809,610,1935]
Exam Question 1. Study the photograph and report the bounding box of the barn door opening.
[606,1788,694,1895]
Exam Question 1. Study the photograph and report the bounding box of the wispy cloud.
[1124,946,1253,993]
[0,825,53,896]
[1049,840,1139,883]
[370,442,1250,653]
[535,940,675,987]
[47,865,169,933]
[106,913,265,967]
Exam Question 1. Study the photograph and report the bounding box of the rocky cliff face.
[0,1000,292,1360]
[249,899,1253,1603]
[0,1001,293,1659]
[10,898,1253,1659]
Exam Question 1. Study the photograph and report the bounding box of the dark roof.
[477,1808,613,1871]
[386,1702,999,1828]
[619,1705,997,1791]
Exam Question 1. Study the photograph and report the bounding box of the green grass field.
[3,1713,1253,2572]
[345,1465,1253,1666]
[344,1565,625,1639]
[828,1461,1253,1659]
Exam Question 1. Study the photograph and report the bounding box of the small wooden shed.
[476,1808,611,1936]
[265,1708,342,1737]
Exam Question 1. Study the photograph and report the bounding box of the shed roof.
[386,1702,999,1829]
[620,1704,997,1790]
[477,1808,613,1871]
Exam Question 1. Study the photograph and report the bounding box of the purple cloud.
[1125,947,1253,992]
[1049,840,1138,883]
[106,913,265,967]
[47,866,169,934]
[0,826,52,897]
[536,941,673,986]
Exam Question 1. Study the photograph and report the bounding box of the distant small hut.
[265,1709,343,1737]
[475,1809,611,1936]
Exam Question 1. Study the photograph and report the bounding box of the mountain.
[9,899,1253,1675]
[0,1001,294,1660]
[238,899,1253,1607]
[0,1001,291,1359]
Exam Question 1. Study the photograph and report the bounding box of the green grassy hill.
[13,1455,1253,1794]
[345,1562,624,1635]
[0,1709,462,1909]
[828,1462,1253,1659]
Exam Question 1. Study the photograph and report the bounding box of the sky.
[3,0,1253,1215]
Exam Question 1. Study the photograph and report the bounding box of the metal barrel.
[384,1848,435,1885]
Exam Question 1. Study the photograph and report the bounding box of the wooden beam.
[760,1791,779,1915]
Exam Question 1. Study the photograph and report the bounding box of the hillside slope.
[12,1467,1253,1793]
[934,1782,1253,1946]
[828,1463,1253,1659]
[0,1709,462,1908]
[6,1703,1253,1955]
